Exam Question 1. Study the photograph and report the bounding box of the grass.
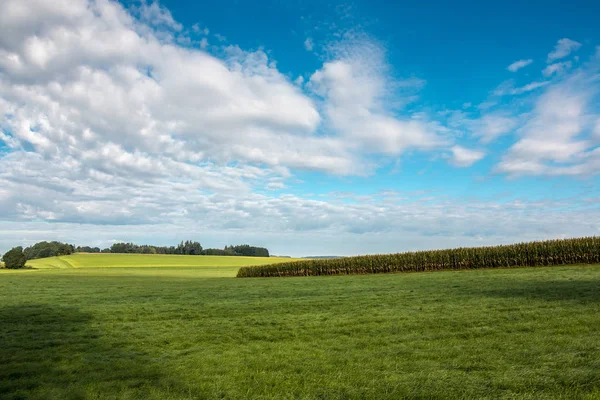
[25,253,300,278]
[1,264,600,399]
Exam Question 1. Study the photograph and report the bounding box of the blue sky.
[0,0,599,256]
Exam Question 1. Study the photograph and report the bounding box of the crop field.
[1,261,600,399]
[238,237,600,277]
[24,253,299,278]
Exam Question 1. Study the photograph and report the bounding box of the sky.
[0,0,599,257]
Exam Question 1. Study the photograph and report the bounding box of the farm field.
[1,263,600,399]
[238,237,600,277]
[25,253,300,278]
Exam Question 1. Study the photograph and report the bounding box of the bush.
[2,247,27,269]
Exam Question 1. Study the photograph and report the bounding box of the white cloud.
[304,38,314,51]
[0,0,452,178]
[0,131,20,148]
[135,1,182,32]
[494,80,550,96]
[1,0,597,256]
[444,109,518,144]
[547,38,582,62]
[192,24,209,35]
[0,0,383,176]
[497,68,600,177]
[308,39,446,156]
[449,145,485,167]
[0,0,463,245]
[507,59,533,72]
[543,61,572,77]
[1,190,599,257]
[266,181,286,190]
[473,114,518,143]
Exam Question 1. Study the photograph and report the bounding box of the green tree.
[23,241,74,260]
[2,247,27,269]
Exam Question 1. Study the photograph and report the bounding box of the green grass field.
[1,261,600,399]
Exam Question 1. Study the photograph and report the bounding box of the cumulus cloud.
[135,0,182,32]
[497,66,600,177]
[308,38,447,156]
[547,38,582,62]
[0,0,459,184]
[0,0,379,176]
[1,1,597,255]
[444,109,519,144]
[453,48,600,177]
[507,59,533,72]
[192,24,209,35]
[0,0,470,250]
[449,146,485,167]
[472,114,518,143]
[543,61,572,77]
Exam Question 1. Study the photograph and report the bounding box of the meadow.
[24,253,299,278]
[1,258,600,399]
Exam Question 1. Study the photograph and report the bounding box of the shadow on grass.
[476,279,600,303]
[0,304,187,400]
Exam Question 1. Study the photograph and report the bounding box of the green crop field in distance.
[24,253,300,278]
[1,264,600,399]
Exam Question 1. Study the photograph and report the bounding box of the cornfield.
[237,236,600,278]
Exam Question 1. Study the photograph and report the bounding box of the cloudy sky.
[1,0,599,256]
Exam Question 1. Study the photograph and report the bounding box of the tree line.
[98,242,269,257]
[1,240,270,269]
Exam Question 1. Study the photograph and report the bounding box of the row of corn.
[236,236,600,278]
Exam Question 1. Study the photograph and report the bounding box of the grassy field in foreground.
[1,265,600,399]
[24,253,299,278]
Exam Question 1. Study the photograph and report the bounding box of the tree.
[2,247,27,269]
[76,246,101,253]
[175,240,203,255]
[23,241,74,260]
[228,244,269,257]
